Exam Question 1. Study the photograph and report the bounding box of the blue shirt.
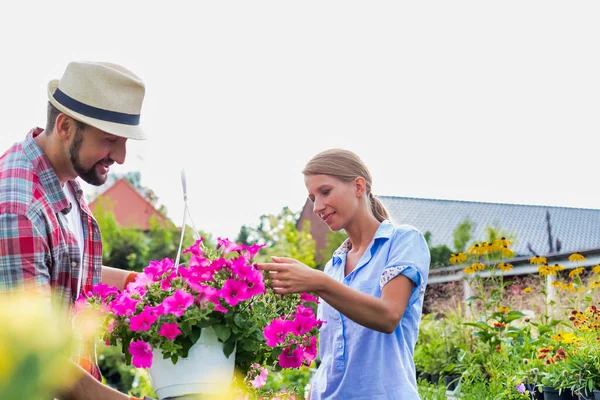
[311,221,430,400]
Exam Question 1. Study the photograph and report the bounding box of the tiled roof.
[379,196,600,257]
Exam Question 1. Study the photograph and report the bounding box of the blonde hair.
[302,149,390,222]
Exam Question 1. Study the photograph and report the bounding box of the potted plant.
[81,237,322,399]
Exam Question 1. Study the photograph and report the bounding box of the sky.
[1,1,599,240]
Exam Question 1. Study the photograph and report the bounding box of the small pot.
[542,386,578,400]
[593,390,600,400]
[444,374,460,391]
[431,374,440,385]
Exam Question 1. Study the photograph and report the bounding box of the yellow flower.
[591,281,600,289]
[562,282,577,292]
[592,265,600,274]
[530,255,547,265]
[551,332,582,344]
[463,265,475,275]
[498,306,510,313]
[497,237,513,247]
[501,246,515,258]
[449,253,468,265]
[569,253,586,263]
[552,264,565,272]
[472,262,486,272]
[538,264,555,277]
[467,244,480,255]
[498,262,513,272]
[569,267,585,279]
[551,281,563,288]
[523,287,532,293]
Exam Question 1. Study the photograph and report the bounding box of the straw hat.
[47,61,146,140]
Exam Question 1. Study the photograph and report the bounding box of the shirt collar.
[331,220,394,265]
[23,128,71,215]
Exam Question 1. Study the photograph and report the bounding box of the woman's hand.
[256,256,325,295]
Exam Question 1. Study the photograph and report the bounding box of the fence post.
[463,272,472,319]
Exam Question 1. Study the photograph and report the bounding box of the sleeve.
[0,212,51,293]
[379,229,431,294]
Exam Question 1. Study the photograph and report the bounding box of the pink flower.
[217,238,242,255]
[182,238,205,257]
[72,295,89,315]
[91,283,118,300]
[244,272,266,297]
[162,289,194,317]
[250,364,268,388]
[110,294,140,316]
[278,346,304,368]
[295,305,315,318]
[302,336,317,363]
[159,322,182,340]
[129,339,153,368]
[300,293,319,304]
[289,315,315,336]
[143,258,174,281]
[241,243,265,260]
[130,308,159,331]
[220,279,250,307]
[106,318,117,333]
[231,258,256,280]
[263,318,291,346]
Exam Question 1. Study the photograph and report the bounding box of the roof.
[89,178,172,230]
[379,196,600,257]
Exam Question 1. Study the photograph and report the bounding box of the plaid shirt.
[0,128,103,379]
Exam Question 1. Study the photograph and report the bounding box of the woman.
[257,149,430,399]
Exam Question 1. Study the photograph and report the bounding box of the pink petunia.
[162,289,194,317]
[250,364,269,388]
[159,322,182,340]
[302,336,317,363]
[130,308,159,332]
[300,293,319,304]
[263,318,292,347]
[143,258,174,281]
[182,238,205,257]
[289,315,316,336]
[244,270,266,297]
[278,346,304,369]
[241,243,265,260]
[91,283,119,300]
[295,305,315,318]
[110,294,140,316]
[231,257,256,280]
[220,279,250,307]
[216,238,242,255]
[129,339,153,368]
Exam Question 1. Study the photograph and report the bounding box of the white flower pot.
[148,327,235,399]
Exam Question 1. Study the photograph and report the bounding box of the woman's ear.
[354,176,367,197]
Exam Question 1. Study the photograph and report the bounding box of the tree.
[237,207,318,268]
[424,232,454,269]
[320,231,348,267]
[453,219,473,253]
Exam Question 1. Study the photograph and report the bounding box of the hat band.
[53,88,140,126]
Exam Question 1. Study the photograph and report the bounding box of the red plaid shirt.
[0,128,103,380]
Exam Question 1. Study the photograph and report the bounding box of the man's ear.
[54,113,77,142]
[354,176,367,197]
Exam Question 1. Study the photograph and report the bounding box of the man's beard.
[69,129,109,186]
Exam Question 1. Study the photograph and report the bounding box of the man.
[0,61,151,400]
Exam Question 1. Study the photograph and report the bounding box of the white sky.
[2,1,599,240]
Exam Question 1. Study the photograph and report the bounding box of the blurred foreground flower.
[0,291,80,399]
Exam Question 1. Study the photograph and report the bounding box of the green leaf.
[171,354,179,365]
[190,326,202,344]
[223,338,236,358]
[465,296,481,302]
[213,324,232,342]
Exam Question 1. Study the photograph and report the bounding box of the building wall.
[89,179,170,231]
[297,199,330,261]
